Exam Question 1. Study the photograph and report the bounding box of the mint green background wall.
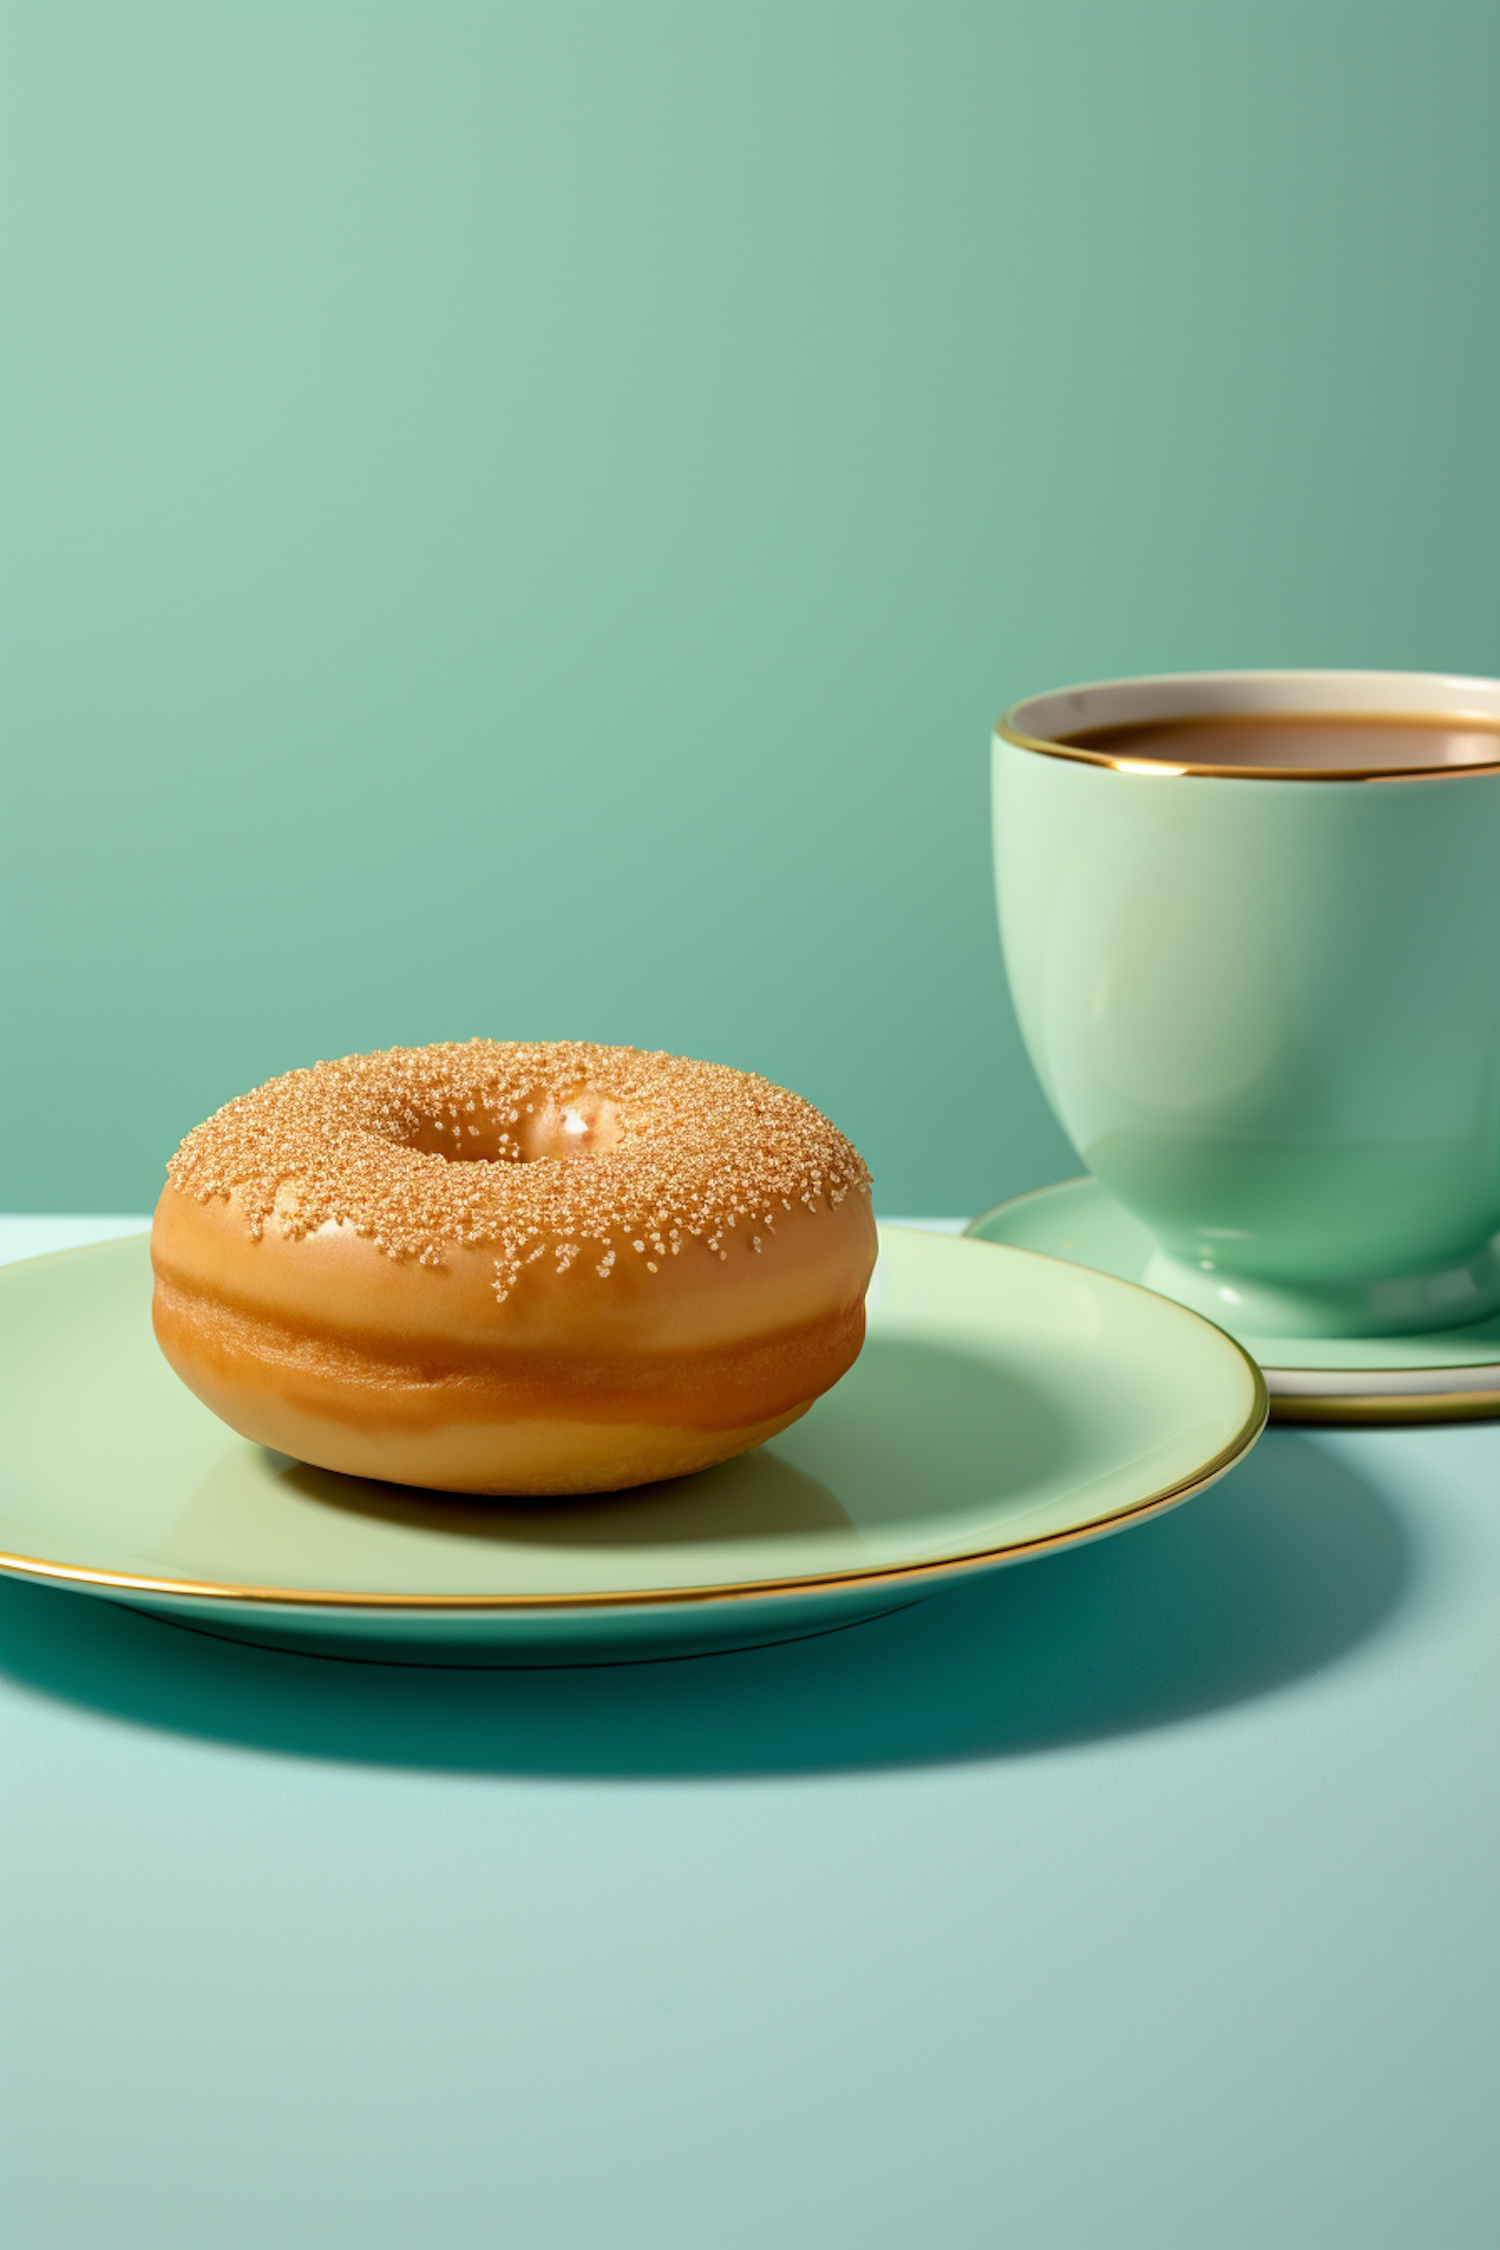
[3,2,1498,1216]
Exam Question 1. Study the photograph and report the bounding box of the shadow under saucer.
[0,1431,1411,1778]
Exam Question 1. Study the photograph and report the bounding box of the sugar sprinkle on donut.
[166,1041,872,1303]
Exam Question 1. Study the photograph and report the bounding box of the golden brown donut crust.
[151,1042,876,1494]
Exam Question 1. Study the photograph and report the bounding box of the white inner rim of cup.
[1000,669,1500,779]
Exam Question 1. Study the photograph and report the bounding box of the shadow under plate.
[0,1432,1410,1778]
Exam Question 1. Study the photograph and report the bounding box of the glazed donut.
[151,1041,877,1495]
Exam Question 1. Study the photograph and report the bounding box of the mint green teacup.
[993,670,1500,1338]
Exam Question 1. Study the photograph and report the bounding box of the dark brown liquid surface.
[1057,711,1500,775]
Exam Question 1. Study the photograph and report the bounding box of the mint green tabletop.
[0,1216,1494,2248]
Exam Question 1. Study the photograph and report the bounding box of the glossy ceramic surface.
[0,1227,1264,1663]
[994,670,1500,1340]
[969,1178,1500,1421]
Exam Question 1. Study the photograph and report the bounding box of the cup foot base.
[1141,1243,1500,1341]
[965,1177,1500,1421]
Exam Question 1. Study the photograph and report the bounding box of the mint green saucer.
[969,1180,1500,1423]
[0,1228,1264,1665]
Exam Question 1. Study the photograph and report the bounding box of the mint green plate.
[0,1228,1265,1665]
[969,1179,1500,1423]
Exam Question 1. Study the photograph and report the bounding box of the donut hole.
[401,1090,628,1165]
[514,1091,627,1163]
